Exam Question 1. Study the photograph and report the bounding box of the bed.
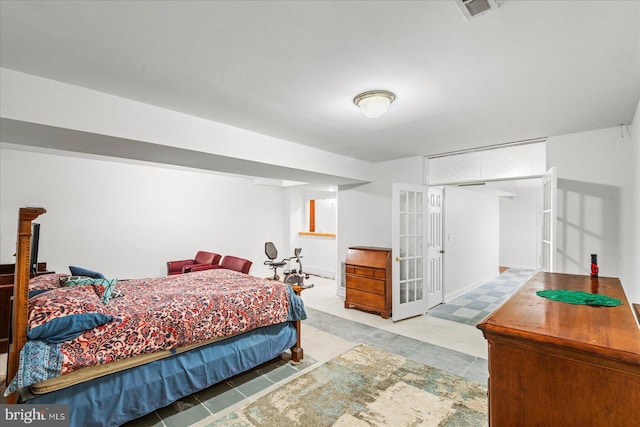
[5,207,308,426]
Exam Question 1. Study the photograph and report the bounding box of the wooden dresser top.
[477,272,640,366]
[345,247,391,269]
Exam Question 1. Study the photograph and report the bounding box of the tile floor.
[428,268,537,326]
[3,270,534,426]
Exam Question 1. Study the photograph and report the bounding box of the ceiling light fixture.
[353,90,396,118]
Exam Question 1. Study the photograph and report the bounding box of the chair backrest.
[220,256,252,274]
[265,242,278,261]
[194,251,221,265]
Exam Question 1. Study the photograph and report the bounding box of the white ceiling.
[1,1,639,163]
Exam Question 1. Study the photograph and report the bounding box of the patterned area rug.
[210,344,488,426]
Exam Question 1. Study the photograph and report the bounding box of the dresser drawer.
[346,265,386,279]
[346,288,385,310]
[345,274,385,295]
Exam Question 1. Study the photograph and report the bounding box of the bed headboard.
[6,207,46,403]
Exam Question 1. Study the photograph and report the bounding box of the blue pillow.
[28,289,51,299]
[27,313,114,344]
[69,266,105,279]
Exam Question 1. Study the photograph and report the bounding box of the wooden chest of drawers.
[0,282,12,353]
[344,247,391,319]
[477,273,640,426]
[0,262,51,353]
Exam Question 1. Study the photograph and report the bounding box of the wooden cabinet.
[477,272,640,427]
[0,282,12,353]
[0,262,51,353]
[344,247,391,319]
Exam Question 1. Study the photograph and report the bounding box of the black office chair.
[264,242,287,280]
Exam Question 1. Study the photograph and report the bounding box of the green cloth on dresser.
[536,289,622,306]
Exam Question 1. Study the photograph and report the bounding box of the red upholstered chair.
[218,256,252,274]
[188,255,253,275]
[166,251,221,275]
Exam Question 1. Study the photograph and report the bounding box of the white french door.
[392,183,428,321]
[427,187,444,309]
[541,167,557,272]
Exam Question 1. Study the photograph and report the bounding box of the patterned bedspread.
[6,269,306,394]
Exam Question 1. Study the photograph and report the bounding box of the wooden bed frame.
[6,207,44,404]
[5,207,305,407]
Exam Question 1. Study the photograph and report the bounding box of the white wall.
[296,234,336,279]
[443,187,500,300]
[314,198,337,234]
[337,156,424,291]
[547,126,638,302]
[0,68,373,185]
[287,188,337,279]
[0,147,286,279]
[630,98,640,304]
[337,156,501,302]
[499,181,541,270]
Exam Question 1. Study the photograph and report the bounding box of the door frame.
[428,173,554,300]
[427,186,445,309]
[541,167,557,272]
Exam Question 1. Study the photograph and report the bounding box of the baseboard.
[303,267,336,280]
[444,272,500,302]
[253,267,336,280]
[499,264,538,271]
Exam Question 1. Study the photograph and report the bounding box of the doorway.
[437,177,546,302]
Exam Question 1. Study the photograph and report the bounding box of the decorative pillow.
[28,289,52,299]
[92,280,122,305]
[109,288,125,301]
[68,266,105,279]
[60,277,120,304]
[60,276,91,286]
[27,312,114,344]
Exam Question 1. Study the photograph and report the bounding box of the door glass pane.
[409,213,416,235]
[400,282,407,304]
[416,257,423,278]
[416,279,423,300]
[408,280,415,303]
[416,235,424,256]
[401,191,407,212]
[416,192,423,213]
[401,213,408,235]
[408,258,415,280]
[409,191,415,213]
[400,259,407,281]
[400,236,407,257]
[416,214,423,236]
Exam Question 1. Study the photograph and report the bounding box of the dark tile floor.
[123,353,318,427]
[126,306,491,426]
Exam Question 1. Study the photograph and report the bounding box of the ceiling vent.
[454,0,500,21]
